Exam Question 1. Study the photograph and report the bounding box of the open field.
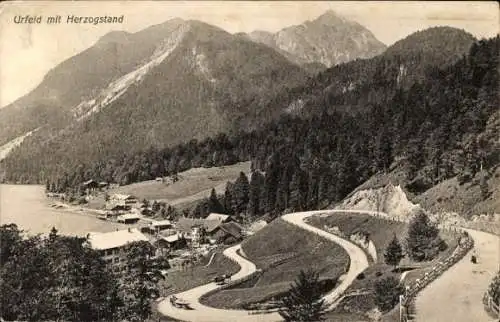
[306,212,459,318]
[108,161,251,206]
[158,252,240,298]
[201,218,350,309]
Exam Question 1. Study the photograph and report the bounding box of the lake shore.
[0,184,135,236]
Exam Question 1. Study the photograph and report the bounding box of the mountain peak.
[313,10,347,25]
[247,9,386,68]
[97,31,132,45]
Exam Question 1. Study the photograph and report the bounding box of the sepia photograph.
[0,1,498,321]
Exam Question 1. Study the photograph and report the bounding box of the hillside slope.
[202,218,349,308]
[0,19,307,182]
[0,19,187,146]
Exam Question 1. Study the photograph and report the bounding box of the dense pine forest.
[3,37,498,220]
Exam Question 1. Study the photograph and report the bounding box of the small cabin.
[116,213,140,224]
[82,180,99,193]
[156,233,187,251]
[141,220,173,234]
[111,194,138,205]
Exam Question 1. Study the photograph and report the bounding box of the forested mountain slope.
[0,19,308,181]
[16,36,497,220]
[276,26,477,116]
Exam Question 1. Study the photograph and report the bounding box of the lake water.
[0,184,129,236]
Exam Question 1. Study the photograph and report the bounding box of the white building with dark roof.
[116,213,141,224]
[110,194,138,205]
[86,228,149,272]
[141,220,174,235]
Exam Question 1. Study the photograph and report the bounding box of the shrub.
[374,276,403,312]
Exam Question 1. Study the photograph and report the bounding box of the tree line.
[0,224,165,321]
[8,37,498,215]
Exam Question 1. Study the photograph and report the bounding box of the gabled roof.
[117,213,140,220]
[176,217,221,233]
[82,179,98,186]
[217,222,243,239]
[87,228,149,250]
[161,233,182,243]
[150,220,172,227]
[105,204,131,210]
[205,213,230,222]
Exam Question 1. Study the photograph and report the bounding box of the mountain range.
[0,11,484,186]
[0,19,309,161]
[277,26,477,116]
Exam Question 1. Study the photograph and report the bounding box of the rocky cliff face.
[247,10,386,69]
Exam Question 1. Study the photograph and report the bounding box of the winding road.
[415,228,499,322]
[157,210,370,322]
[158,208,499,322]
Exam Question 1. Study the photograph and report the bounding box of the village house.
[86,228,150,273]
[175,217,222,247]
[106,203,131,213]
[141,220,174,235]
[117,213,141,224]
[155,233,188,254]
[102,204,132,220]
[110,194,138,205]
[82,179,99,194]
[208,221,244,244]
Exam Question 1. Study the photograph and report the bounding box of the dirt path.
[281,210,370,309]
[157,244,282,322]
[415,229,499,322]
[157,210,370,322]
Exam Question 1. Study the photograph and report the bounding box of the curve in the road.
[157,210,370,322]
[415,228,499,322]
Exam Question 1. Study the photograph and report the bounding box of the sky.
[0,1,498,107]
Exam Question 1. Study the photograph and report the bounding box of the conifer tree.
[224,182,234,215]
[384,235,404,268]
[247,171,264,217]
[406,210,440,261]
[208,188,224,214]
[288,171,303,211]
[264,154,281,214]
[233,172,250,214]
[278,269,327,321]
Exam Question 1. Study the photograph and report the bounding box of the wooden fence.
[399,231,474,322]
[483,289,500,319]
